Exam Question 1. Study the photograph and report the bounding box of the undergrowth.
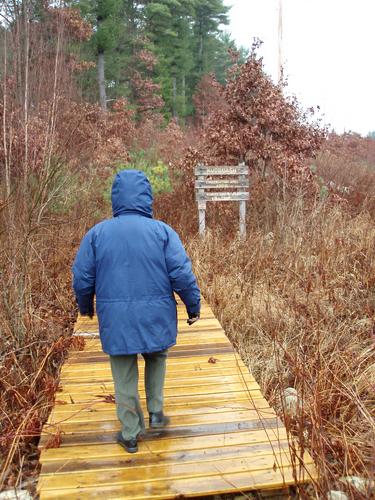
[184,191,375,498]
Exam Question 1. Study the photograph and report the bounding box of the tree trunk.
[172,76,178,120]
[97,50,107,112]
[181,73,186,122]
[198,19,204,75]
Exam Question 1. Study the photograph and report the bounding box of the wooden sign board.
[195,165,248,176]
[195,163,249,239]
[197,192,249,202]
[195,179,249,189]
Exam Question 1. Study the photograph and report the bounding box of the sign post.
[195,163,249,239]
[197,172,206,236]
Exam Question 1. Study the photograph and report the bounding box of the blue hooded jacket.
[72,170,200,355]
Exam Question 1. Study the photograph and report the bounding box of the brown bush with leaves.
[188,41,326,184]
[316,133,375,213]
[192,73,226,128]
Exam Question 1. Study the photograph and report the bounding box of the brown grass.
[183,188,375,498]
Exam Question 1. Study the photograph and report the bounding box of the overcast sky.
[223,0,375,136]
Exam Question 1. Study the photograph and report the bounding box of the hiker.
[72,170,201,453]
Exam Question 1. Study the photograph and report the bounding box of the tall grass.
[182,188,375,498]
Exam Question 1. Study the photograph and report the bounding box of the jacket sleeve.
[164,226,201,314]
[72,229,96,315]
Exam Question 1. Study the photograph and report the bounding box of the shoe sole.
[117,440,138,453]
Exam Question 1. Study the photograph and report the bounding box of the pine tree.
[69,0,240,120]
[192,0,229,80]
[144,0,195,120]
[72,0,122,110]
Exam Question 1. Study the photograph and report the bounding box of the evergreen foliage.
[69,0,241,119]
[104,155,172,207]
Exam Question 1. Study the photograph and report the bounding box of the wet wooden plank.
[59,363,250,383]
[39,417,282,448]
[39,453,314,491]
[39,464,316,499]
[63,355,241,372]
[50,397,272,421]
[65,350,235,364]
[45,408,278,435]
[61,355,248,374]
[52,383,263,406]
[48,400,273,425]
[38,298,316,498]
[58,373,257,393]
[58,370,251,386]
[40,428,291,462]
[40,440,294,474]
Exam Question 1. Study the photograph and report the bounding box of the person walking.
[72,170,200,453]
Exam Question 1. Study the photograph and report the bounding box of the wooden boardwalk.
[38,299,316,499]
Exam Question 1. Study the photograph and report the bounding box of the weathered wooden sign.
[195,163,249,238]
[195,165,248,176]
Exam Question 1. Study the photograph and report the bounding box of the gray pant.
[109,350,168,440]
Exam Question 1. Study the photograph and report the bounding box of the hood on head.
[111,170,153,218]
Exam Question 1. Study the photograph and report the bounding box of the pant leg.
[142,349,168,414]
[109,354,145,440]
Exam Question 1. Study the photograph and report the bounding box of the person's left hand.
[187,312,200,325]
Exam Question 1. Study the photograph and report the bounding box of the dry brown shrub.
[316,133,375,214]
[184,192,375,498]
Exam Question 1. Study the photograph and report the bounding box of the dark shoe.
[149,412,170,428]
[116,431,138,453]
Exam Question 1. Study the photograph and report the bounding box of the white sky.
[223,0,375,135]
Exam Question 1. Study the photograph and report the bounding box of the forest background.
[0,1,374,499]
